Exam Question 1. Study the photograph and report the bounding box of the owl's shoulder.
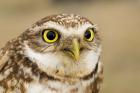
[0,36,26,67]
[0,37,27,79]
[0,41,11,71]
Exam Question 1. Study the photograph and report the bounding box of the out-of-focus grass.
[0,0,140,93]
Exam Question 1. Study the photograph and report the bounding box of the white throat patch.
[24,44,61,69]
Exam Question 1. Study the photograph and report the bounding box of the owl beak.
[63,38,80,61]
[72,38,80,61]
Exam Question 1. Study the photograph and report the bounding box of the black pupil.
[47,31,56,40]
[85,30,91,39]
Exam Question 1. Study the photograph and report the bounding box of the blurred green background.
[0,0,140,93]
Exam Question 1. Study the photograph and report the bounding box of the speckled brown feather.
[35,14,93,28]
[0,39,103,93]
[0,14,103,93]
[0,35,61,93]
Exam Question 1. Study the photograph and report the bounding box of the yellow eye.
[42,29,59,43]
[84,28,95,42]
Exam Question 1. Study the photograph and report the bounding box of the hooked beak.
[63,38,80,61]
[72,38,80,61]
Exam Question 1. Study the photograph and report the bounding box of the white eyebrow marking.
[29,21,95,37]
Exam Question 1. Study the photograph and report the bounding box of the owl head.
[23,14,101,80]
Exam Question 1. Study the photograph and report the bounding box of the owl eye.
[84,28,95,42]
[42,29,59,43]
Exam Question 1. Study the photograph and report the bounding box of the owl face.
[24,14,101,79]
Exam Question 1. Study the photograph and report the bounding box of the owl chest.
[26,80,89,93]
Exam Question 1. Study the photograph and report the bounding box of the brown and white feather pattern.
[0,14,103,93]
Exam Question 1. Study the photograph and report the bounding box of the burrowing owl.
[0,14,103,93]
